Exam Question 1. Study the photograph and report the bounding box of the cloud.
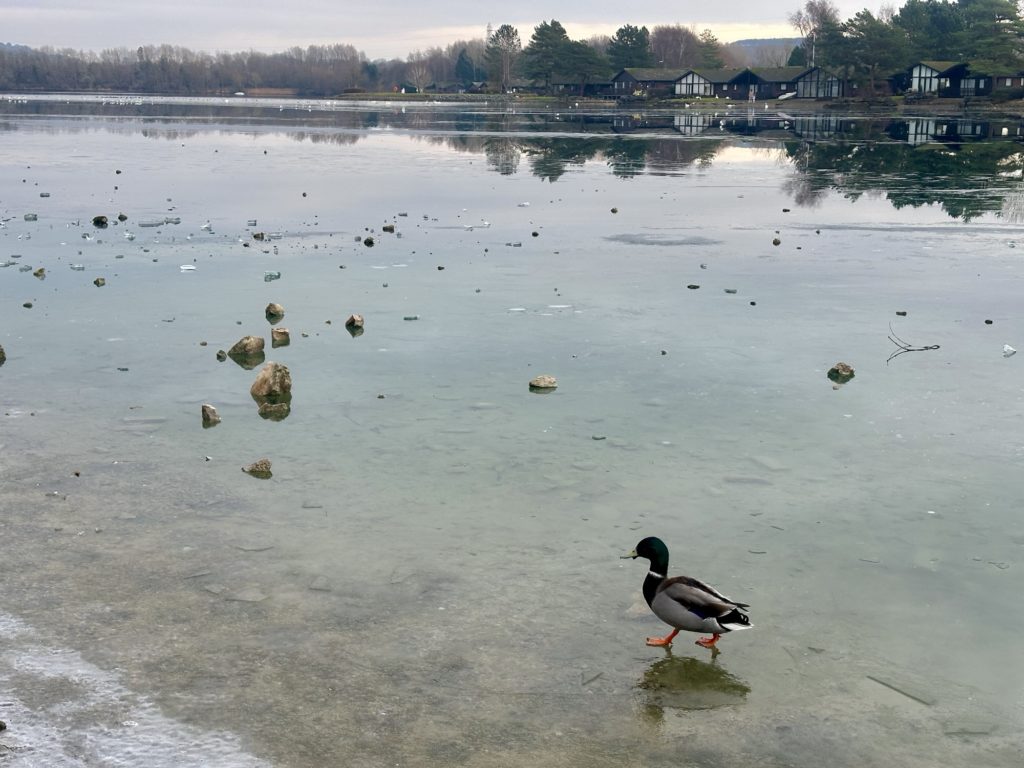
[2,0,865,59]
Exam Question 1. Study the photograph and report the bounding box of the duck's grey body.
[646,573,752,635]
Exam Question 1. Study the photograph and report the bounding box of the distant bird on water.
[622,536,752,650]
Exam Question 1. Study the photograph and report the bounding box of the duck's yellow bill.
[620,549,637,559]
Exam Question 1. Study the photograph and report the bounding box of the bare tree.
[406,53,431,91]
[485,24,521,91]
[650,24,701,69]
[586,34,611,54]
[788,0,840,66]
[740,43,792,67]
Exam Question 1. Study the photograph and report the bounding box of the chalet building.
[909,61,970,96]
[794,67,844,98]
[958,72,993,97]
[735,67,809,99]
[675,67,810,99]
[992,73,1024,95]
[674,69,744,97]
[612,68,685,97]
[552,77,613,97]
[424,82,464,94]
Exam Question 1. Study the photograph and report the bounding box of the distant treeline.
[2,0,1021,97]
[0,42,402,95]
[0,24,788,97]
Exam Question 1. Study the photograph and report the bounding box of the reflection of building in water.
[673,113,859,140]
[897,118,1024,146]
[673,113,718,136]
[611,115,677,134]
[787,114,849,141]
[673,113,792,138]
[902,118,941,145]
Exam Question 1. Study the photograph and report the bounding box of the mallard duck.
[622,536,752,649]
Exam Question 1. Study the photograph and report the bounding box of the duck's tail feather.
[718,607,753,632]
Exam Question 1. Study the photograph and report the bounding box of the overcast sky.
[4,0,876,60]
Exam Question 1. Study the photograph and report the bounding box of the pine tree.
[607,25,653,70]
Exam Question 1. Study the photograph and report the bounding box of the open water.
[1,94,1023,767]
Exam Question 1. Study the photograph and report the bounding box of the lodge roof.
[615,67,687,82]
[749,66,813,82]
[918,60,965,74]
[681,68,745,83]
[681,66,812,84]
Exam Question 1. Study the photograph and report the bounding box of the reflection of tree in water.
[300,131,362,146]
[636,651,750,724]
[781,142,829,208]
[605,139,650,178]
[12,99,1023,216]
[785,137,1024,221]
[523,138,609,182]
[645,139,725,175]
[478,136,727,181]
[1000,183,1024,223]
[484,138,520,175]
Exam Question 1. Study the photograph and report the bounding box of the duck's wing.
[657,576,750,617]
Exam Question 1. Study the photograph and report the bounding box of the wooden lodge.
[612,68,686,97]
[674,67,826,100]
[674,68,743,97]
[793,67,845,98]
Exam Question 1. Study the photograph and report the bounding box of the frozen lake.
[1,94,1023,766]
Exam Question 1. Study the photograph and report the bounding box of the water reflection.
[635,650,750,722]
[4,97,1024,218]
[785,123,1024,220]
[227,350,265,369]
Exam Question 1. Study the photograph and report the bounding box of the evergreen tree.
[843,10,910,93]
[523,19,571,92]
[455,48,475,85]
[956,0,1024,69]
[893,0,964,60]
[787,44,808,66]
[607,24,653,70]
[697,30,725,68]
[561,40,611,94]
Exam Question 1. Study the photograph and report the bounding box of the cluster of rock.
[206,299,562,481]
[205,301,296,471]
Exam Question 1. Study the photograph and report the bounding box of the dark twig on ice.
[887,323,940,364]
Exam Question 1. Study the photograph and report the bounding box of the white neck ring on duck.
[648,570,665,579]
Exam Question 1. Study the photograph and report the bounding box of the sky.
[3,0,877,60]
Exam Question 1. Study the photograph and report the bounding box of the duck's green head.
[621,536,669,566]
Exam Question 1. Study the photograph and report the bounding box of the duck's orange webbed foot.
[646,629,679,647]
[695,633,721,649]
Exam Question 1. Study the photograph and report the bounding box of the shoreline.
[4,88,1024,117]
